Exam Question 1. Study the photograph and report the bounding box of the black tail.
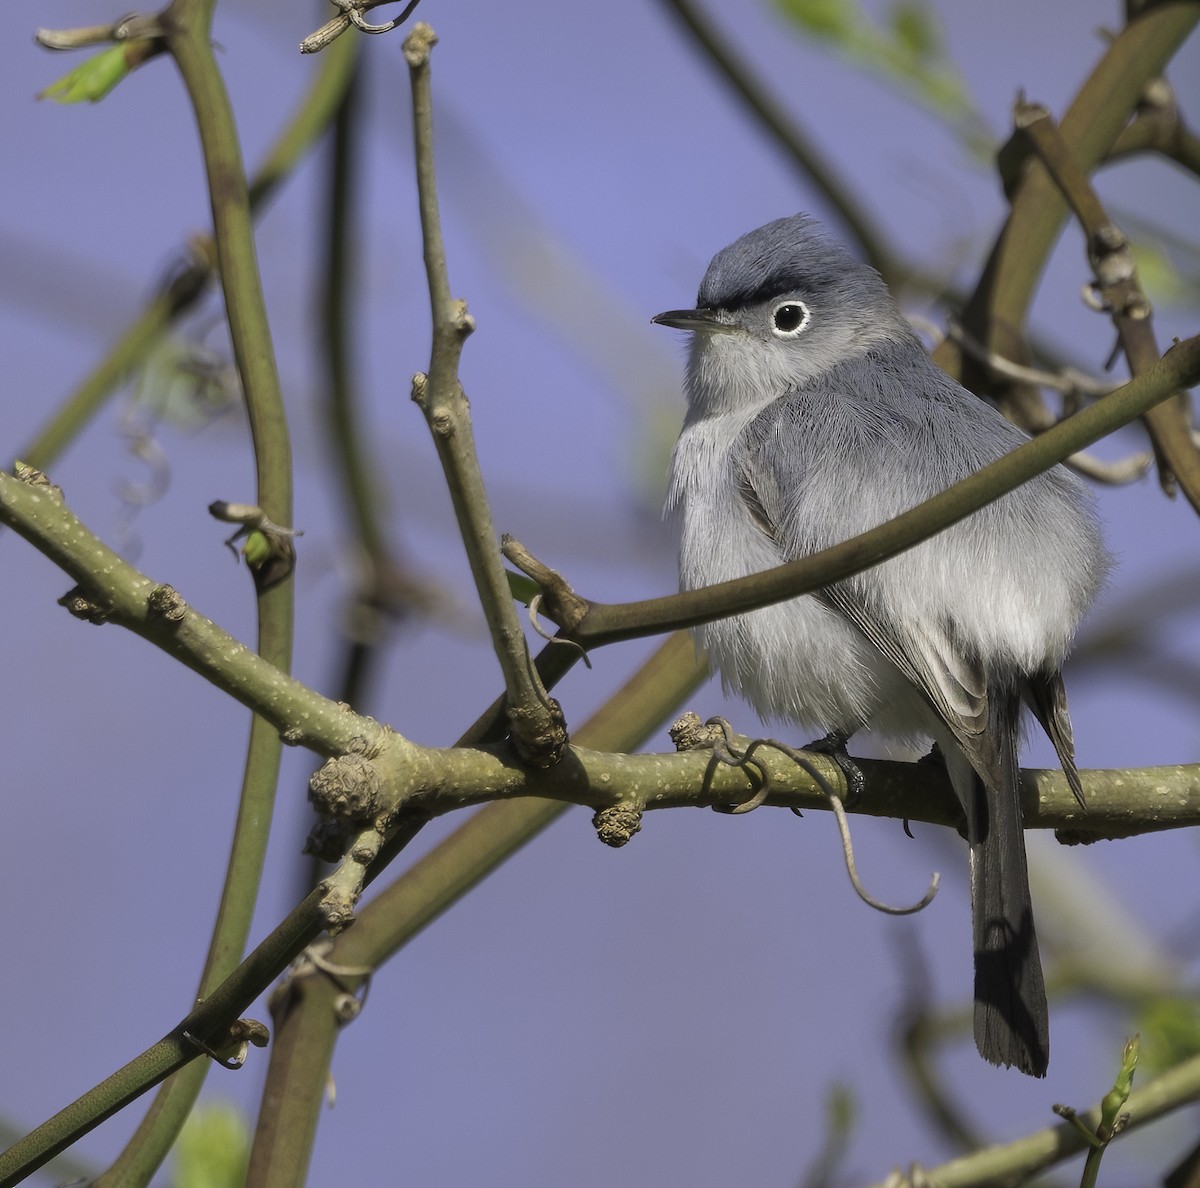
[963,699,1050,1076]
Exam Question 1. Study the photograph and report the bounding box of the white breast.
[667,417,927,741]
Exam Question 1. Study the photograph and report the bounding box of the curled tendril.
[527,594,592,668]
[332,0,422,35]
[704,720,940,917]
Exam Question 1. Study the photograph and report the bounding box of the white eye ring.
[770,300,811,337]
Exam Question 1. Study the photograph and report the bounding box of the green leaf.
[38,45,131,104]
[506,568,542,607]
[1137,997,1200,1073]
[774,0,989,152]
[174,1101,250,1188]
[889,0,941,62]
[241,529,272,568]
[774,0,859,43]
[1133,238,1196,307]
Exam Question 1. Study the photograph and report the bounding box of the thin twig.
[935,7,1200,508]
[868,1038,1192,1188]
[941,317,1152,484]
[1106,76,1200,177]
[301,0,422,53]
[1015,95,1200,506]
[1057,448,1152,484]
[944,316,1114,399]
[404,25,567,767]
[35,12,164,49]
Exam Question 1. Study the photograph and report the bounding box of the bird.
[652,213,1107,1076]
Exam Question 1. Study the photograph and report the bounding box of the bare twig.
[943,317,1152,484]
[945,315,1114,400]
[36,12,164,49]
[1057,448,1153,485]
[404,25,567,767]
[1106,76,1200,177]
[1015,95,1200,507]
[301,0,422,54]
[501,534,590,630]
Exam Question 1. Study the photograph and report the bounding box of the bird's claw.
[803,732,865,806]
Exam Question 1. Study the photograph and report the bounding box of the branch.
[936,3,1200,494]
[8,458,1199,834]
[371,739,1200,838]
[89,2,302,1178]
[404,25,566,766]
[246,629,709,1183]
[1014,95,1200,511]
[1105,76,1200,178]
[523,335,1200,647]
[0,466,367,755]
[868,1047,1200,1188]
[300,0,423,54]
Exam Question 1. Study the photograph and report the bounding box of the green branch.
[866,1044,1200,1188]
[88,1,299,1181]
[0,467,361,752]
[244,631,708,1184]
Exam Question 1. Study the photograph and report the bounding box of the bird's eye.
[770,301,810,337]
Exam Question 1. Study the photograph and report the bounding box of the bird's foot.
[803,732,865,806]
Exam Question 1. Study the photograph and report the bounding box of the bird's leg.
[802,731,865,805]
[915,741,969,840]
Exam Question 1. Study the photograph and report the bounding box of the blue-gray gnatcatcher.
[652,214,1107,1077]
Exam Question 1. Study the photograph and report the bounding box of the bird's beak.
[651,307,734,333]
